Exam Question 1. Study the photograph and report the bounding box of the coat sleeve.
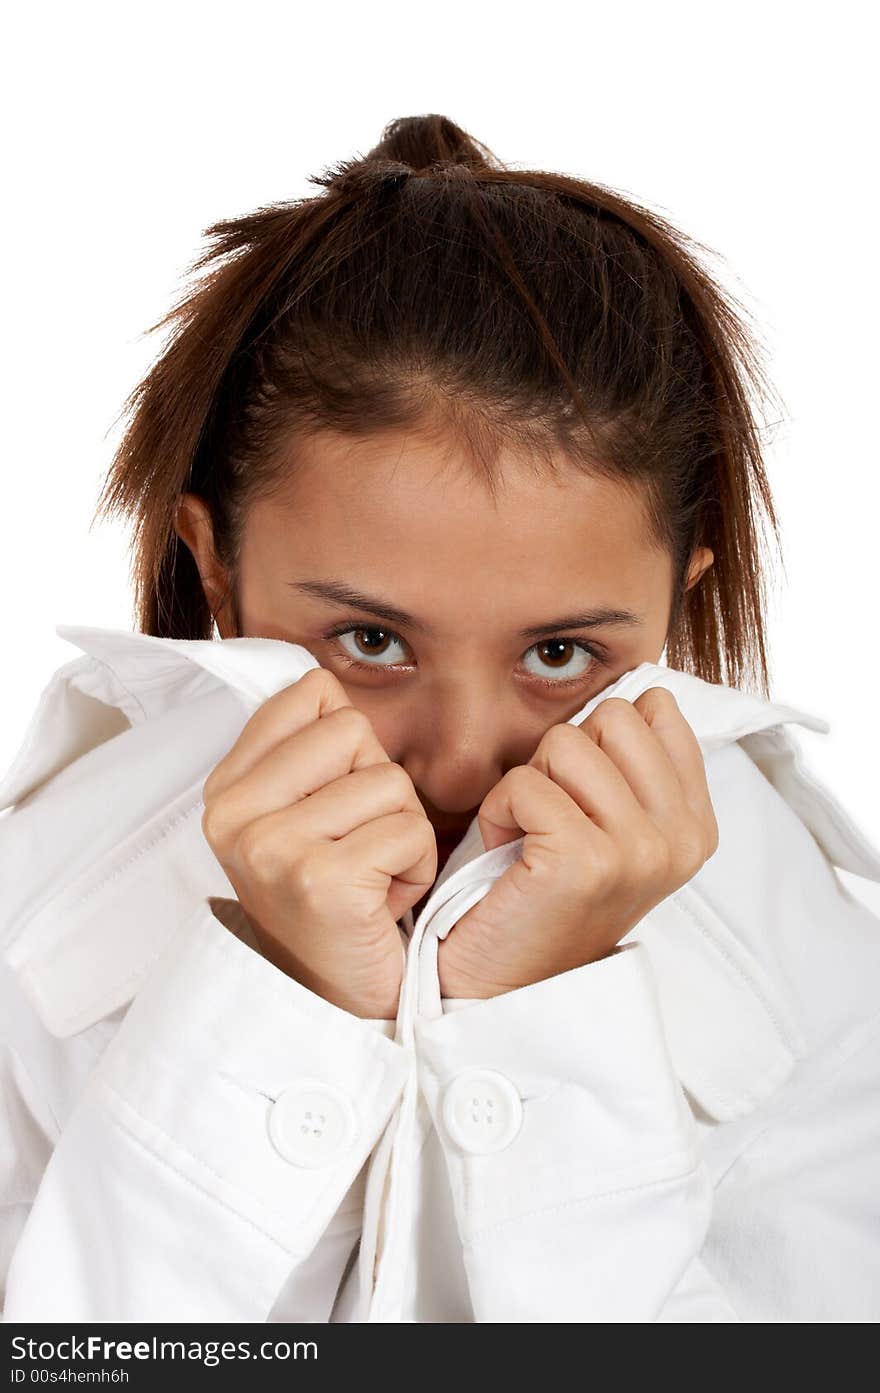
[1,899,411,1322]
[417,941,880,1322]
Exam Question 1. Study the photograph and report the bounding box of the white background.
[2,1,877,898]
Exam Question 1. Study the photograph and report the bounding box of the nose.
[408,748,501,823]
[398,685,522,822]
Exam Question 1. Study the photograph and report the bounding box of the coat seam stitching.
[90,1073,328,1252]
[674,884,802,1054]
[710,1008,880,1191]
[0,1031,63,1138]
[462,1157,704,1242]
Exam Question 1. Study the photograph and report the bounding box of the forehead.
[246,428,668,613]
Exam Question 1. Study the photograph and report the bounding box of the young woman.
[2,114,879,1324]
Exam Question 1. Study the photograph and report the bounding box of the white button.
[268,1080,358,1168]
[441,1068,523,1155]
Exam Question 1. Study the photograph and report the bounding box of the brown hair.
[93,113,787,695]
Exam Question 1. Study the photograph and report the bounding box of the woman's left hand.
[437,687,720,999]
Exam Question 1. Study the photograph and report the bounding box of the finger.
[204,704,392,841]
[333,809,439,895]
[247,805,437,902]
[220,760,429,856]
[204,667,374,800]
[527,720,648,840]
[478,762,608,860]
[631,686,716,825]
[575,692,689,829]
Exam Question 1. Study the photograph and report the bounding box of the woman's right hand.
[200,666,438,1019]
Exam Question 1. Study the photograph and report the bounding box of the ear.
[684,546,714,591]
[174,493,236,637]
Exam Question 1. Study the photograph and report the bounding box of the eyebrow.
[288,578,645,639]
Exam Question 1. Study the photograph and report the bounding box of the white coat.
[1,623,880,1323]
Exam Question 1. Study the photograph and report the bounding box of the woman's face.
[177,427,713,862]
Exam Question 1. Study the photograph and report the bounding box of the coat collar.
[3,624,878,1126]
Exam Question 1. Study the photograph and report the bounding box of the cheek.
[336,690,404,758]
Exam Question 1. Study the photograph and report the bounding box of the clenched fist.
[438,686,720,999]
[201,667,437,1018]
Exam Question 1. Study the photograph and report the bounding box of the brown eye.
[325,623,605,687]
[521,639,600,684]
[333,626,410,667]
[538,640,576,668]
[351,628,394,657]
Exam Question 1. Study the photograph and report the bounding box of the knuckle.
[541,722,579,758]
[288,847,330,906]
[383,761,415,801]
[583,838,621,885]
[236,822,283,879]
[201,799,230,853]
[332,703,372,740]
[300,664,341,695]
[507,763,541,793]
[408,807,436,842]
[674,840,703,878]
[706,814,720,857]
[632,831,670,879]
[290,665,353,717]
[581,696,631,732]
[673,818,713,874]
[635,685,680,714]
